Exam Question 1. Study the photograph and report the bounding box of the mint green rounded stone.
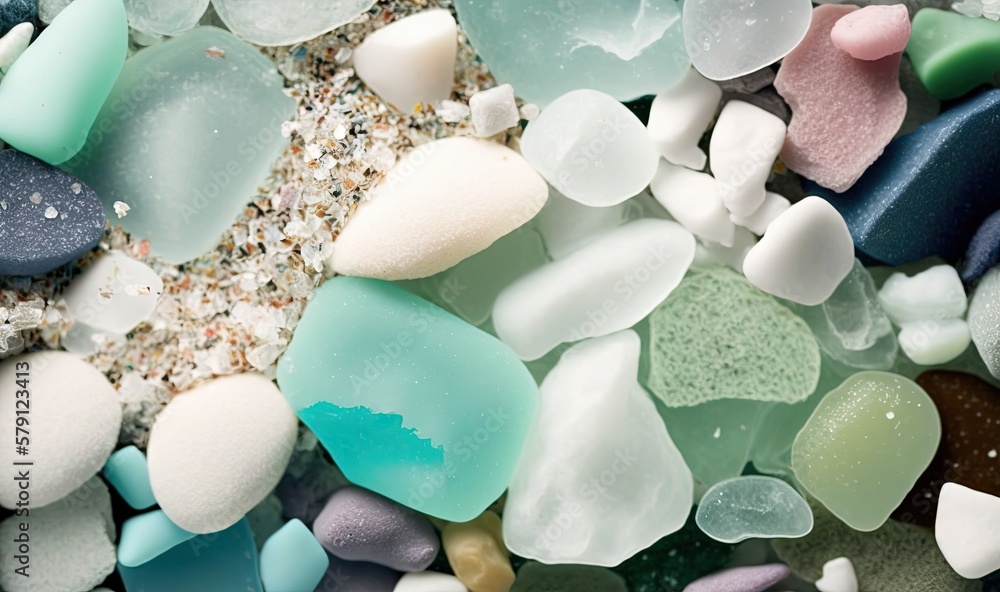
[118,509,196,568]
[259,519,329,592]
[0,0,127,164]
[277,277,538,522]
[103,445,157,510]
[792,371,941,532]
[907,8,1000,100]
[695,476,813,544]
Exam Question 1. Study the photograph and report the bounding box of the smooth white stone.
[394,572,469,592]
[0,352,121,510]
[935,482,1000,579]
[493,219,695,361]
[62,250,163,335]
[211,0,375,46]
[503,331,693,566]
[650,159,736,246]
[898,318,971,365]
[877,265,968,326]
[0,478,116,592]
[695,226,759,274]
[742,196,855,305]
[815,557,858,592]
[147,373,298,534]
[0,22,32,75]
[470,83,520,137]
[710,100,787,218]
[646,68,722,170]
[124,0,208,36]
[729,191,790,236]
[521,89,659,206]
[328,137,547,280]
[535,187,630,259]
[352,10,457,112]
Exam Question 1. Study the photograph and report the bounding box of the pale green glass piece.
[124,0,208,36]
[647,265,821,406]
[65,26,295,264]
[277,277,537,522]
[0,0,127,165]
[696,476,813,543]
[792,371,941,532]
[452,0,689,106]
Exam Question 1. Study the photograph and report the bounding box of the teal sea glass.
[103,445,157,510]
[118,510,196,568]
[259,519,329,592]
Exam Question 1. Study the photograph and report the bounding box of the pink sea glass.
[831,4,911,61]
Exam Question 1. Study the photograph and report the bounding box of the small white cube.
[470,83,520,137]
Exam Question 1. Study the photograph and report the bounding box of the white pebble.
[394,572,469,592]
[0,352,121,510]
[470,83,520,137]
[503,331,693,566]
[492,219,695,361]
[710,100,787,218]
[113,200,130,218]
[877,265,968,326]
[352,9,457,112]
[729,191,790,236]
[147,373,298,534]
[646,68,722,170]
[521,89,658,207]
[936,482,1000,579]
[695,226,759,274]
[328,137,547,280]
[815,557,858,592]
[898,318,971,365]
[742,196,855,305]
[0,478,116,592]
[62,251,163,335]
[649,159,736,246]
[0,22,32,75]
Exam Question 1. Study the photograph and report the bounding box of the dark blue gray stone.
[963,210,1000,283]
[0,149,105,277]
[312,486,439,572]
[811,89,1000,266]
[314,554,400,592]
[0,0,35,36]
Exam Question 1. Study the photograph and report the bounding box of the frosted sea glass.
[124,0,208,36]
[277,277,537,522]
[503,331,693,566]
[683,0,813,81]
[103,445,156,510]
[696,476,813,543]
[211,0,375,46]
[65,27,295,264]
[117,510,196,567]
[452,0,689,106]
[0,0,127,165]
[792,371,941,531]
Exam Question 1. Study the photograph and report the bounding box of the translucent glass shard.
[696,476,813,543]
[210,0,375,46]
[124,0,208,36]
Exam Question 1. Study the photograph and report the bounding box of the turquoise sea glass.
[118,510,196,568]
[277,277,538,522]
[259,519,329,592]
[103,445,157,510]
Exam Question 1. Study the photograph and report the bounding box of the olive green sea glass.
[792,371,941,531]
[907,8,1000,100]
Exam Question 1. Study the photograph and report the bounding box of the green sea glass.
[647,265,821,407]
[0,0,127,164]
[276,277,537,522]
[907,8,1000,100]
[792,371,941,532]
[695,476,813,543]
[65,26,295,264]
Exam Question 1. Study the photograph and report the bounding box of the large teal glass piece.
[65,26,295,264]
[277,277,538,522]
[452,0,689,106]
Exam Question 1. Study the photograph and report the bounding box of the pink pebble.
[831,4,911,61]
[775,4,907,193]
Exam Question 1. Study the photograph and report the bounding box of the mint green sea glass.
[792,371,942,531]
[695,476,813,544]
[118,510,196,568]
[259,519,329,592]
[103,445,157,510]
[0,0,127,164]
[277,277,537,522]
[65,26,295,264]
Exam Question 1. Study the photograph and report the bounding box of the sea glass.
[695,476,813,543]
[124,0,208,36]
[907,8,1000,99]
[117,510,196,568]
[103,445,156,510]
[210,0,375,46]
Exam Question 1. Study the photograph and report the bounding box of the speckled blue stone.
[963,209,1000,283]
[0,149,106,277]
[813,89,1000,266]
[0,0,35,36]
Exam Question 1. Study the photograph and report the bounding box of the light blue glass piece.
[118,510,196,568]
[260,519,329,592]
[103,445,157,510]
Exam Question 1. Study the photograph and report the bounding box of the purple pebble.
[313,553,401,592]
[312,485,440,572]
[683,563,791,592]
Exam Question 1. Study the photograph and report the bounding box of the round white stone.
[0,352,121,509]
[742,196,855,305]
[352,9,457,112]
[521,89,659,207]
[147,373,298,534]
[393,572,469,592]
[815,557,858,592]
[328,137,547,280]
[877,265,968,326]
[935,482,1000,579]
